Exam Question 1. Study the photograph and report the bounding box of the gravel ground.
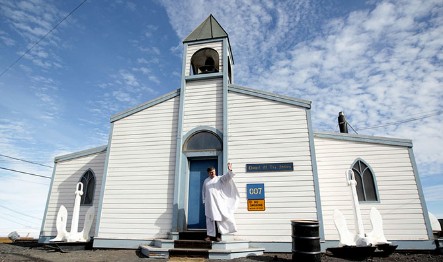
[1,242,442,262]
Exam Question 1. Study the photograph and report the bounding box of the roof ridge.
[183,14,228,43]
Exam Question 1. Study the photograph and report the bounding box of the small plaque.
[246,163,294,172]
[247,199,265,211]
[246,184,265,200]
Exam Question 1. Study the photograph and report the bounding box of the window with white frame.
[351,159,378,202]
[79,169,96,205]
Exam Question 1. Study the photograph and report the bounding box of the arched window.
[79,169,96,205]
[184,131,222,152]
[351,159,378,202]
[190,48,220,75]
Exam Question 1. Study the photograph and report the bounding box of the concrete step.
[208,247,265,259]
[179,230,207,240]
[212,240,250,250]
[153,239,174,249]
[139,245,169,259]
[169,248,209,258]
[174,240,212,249]
[151,239,249,250]
[140,245,265,259]
[140,231,265,259]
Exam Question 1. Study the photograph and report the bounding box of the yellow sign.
[247,199,265,211]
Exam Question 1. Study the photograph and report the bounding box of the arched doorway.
[183,130,222,229]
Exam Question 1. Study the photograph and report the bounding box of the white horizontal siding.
[42,151,106,237]
[182,78,223,134]
[314,136,429,241]
[185,41,223,76]
[96,96,179,240]
[228,92,316,242]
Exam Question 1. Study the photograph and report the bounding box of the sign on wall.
[246,163,293,173]
[246,184,265,211]
[247,200,265,211]
[247,183,265,199]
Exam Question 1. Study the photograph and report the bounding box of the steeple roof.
[183,14,228,43]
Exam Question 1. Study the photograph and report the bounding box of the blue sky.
[0,0,442,237]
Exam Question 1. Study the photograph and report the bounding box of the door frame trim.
[174,126,223,231]
[184,153,222,230]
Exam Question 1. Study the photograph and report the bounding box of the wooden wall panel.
[42,151,106,237]
[314,136,429,241]
[228,92,316,242]
[96,97,179,240]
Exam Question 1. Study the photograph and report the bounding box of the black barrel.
[291,220,321,262]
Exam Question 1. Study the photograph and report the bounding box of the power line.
[347,121,358,134]
[0,153,53,168]
[0,167,51,179]
[0,0,89,78]
[0,213,39,229]
[0,209,38,226]
[3,176,50,186]
[358,111,442,131]
[0,204,42,220]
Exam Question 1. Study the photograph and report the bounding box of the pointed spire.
[183,14,228,43]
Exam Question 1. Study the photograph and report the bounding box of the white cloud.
[134,66,151,75]
[120,70,140,87]
[90,66,159,119]
[132,67,161,84]
[425,185,443,202]
[112,90,138,104]
[0,31,15,46]
[0,0,67,69]
[137,58,149,64]
[144,24,158,38]
[0,120,33,148]
[126,1,136,12]
[148,75,160,84]
[139,46,161,55]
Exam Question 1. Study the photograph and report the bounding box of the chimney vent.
[338,112,348,133]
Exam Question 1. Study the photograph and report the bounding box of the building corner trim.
[222,38,229,170]
[172,43,188,232]
[307,109,325,240]
[408,147,433,239]
[94,123,114,237]
[39,164,57,239]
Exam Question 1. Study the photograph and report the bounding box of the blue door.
[187,159,217,229]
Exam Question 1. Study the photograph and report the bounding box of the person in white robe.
[202,162,240,241]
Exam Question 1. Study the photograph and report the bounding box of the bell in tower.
[200,57,216,74]
[190,48,220,75]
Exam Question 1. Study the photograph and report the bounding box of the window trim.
[183,130,223,152]
[350,158,380,203]
[79,168,96,206]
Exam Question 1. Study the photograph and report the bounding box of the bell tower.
[172,15,234,231]
[183,14,234,82]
